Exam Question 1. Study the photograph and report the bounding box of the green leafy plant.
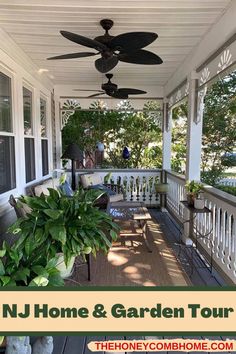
[216,185,236,196]
[185,180,203,206]
[185,180,203,195]
[8,188,119,267]
[0,241,64,287]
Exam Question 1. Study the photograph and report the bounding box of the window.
[40,97,49,176]
[24,138,35,183]
[0,72,12,132]
[41,139,49,176]
[23,87,33,136]
[0,71,16,194]
[23,86,35,183]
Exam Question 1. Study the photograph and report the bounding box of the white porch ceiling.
[0,0,232,96]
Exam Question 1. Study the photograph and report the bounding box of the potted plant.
[185,180,203,207]
[0,240,64,287]
[9,188,119,278]
[155,182,168,193]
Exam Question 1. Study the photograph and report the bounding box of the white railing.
[58,168,163,206]
[166,170,236,284]
[219,177,236,187]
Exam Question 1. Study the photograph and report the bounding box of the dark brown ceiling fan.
[47,19,163,73]
[74,73,147,99]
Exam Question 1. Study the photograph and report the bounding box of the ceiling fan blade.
[117,88,147,95]
[119,49,163,65]
[95,56,118,73]
[73,89,104,92]
[111,91,129,99]
[88,92,106,98]
[110,32,157,52]
[47,52,98,60]
[60,31,107,52]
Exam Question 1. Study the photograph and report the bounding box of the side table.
[179,200,213,275]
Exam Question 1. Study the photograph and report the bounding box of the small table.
[107,201,152,252]
[180,200,213,273]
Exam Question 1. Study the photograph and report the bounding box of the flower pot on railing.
[155,183,168,193]
[186,193,195,206]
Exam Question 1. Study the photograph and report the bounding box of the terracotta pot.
[187,193,195,206]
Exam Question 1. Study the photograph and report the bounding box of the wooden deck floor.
[52,210,227,353]
[67,209,224,287]
[67,211,190,286]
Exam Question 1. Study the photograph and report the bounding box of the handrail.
[202,184,236,208]
[165,170,236,207]
[74,168,162,173]
[164,170,185,181]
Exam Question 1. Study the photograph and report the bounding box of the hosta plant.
[9,188,119,267]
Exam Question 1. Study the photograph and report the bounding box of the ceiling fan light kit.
[47,19,163,73]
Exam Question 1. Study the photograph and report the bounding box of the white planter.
[194,198,205,209]
[56,253,75,279]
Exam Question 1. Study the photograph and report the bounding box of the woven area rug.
[67,219,190,286]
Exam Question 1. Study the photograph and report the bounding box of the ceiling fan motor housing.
[102,82,117,94]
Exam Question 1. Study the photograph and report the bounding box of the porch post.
[182,71,204,245]
[162,98,172,172]
[186,71,203,181]
[54,94,62,169]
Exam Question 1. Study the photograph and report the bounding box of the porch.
[0,0,235,289]
[62,168,229,286]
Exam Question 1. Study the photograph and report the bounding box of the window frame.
[40,93,50,177]
[22,82,37,184]
[0,65,17,199]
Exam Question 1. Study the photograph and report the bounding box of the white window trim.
[22,82,35,138]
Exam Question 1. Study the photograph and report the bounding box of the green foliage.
[171,102,188,174]
[8,188,119,268]
[201,71,236,179]
[185,180,203,196]
[201,169,224,186]
[216,185,236,196]
[62,101,162,168]
[0,241,63,287]
[171,72,236,184]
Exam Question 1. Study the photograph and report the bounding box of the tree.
[171,102,188,173]
[62,100,162,169]
[201,71,236,185]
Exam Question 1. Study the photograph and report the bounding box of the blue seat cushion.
[89,184,116,196]
[58,180,74,196]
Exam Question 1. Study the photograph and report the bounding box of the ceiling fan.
[74,73,147,99]
[47,19,163,73]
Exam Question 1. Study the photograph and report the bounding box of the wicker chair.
[79,173,124,209]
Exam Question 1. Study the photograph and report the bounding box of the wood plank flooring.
[67,212,190,286]
[53,210,227,353]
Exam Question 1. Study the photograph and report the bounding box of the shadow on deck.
[67,209,224,287]
[53,210,226,353]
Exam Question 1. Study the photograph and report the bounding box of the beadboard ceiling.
[0,0,232,94]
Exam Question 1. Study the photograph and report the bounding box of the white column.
[162,99,172,172]
[183,71,205,245]
[34,88,42,180]
[54,94,62,169]
[185,71,203,182]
